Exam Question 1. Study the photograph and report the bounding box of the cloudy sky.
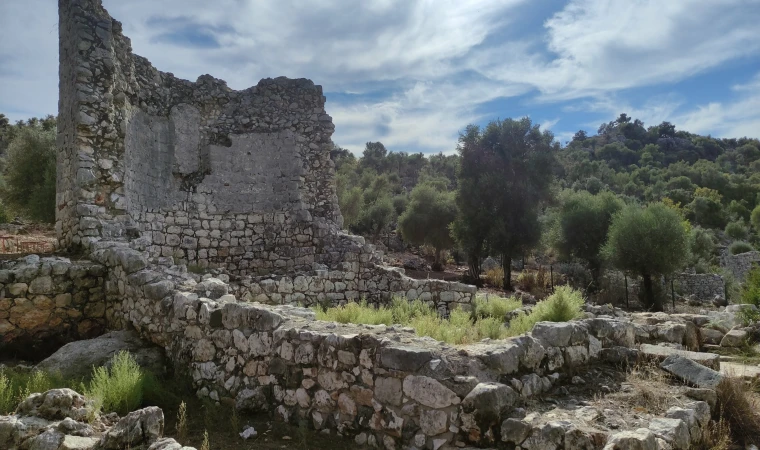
[1,0,760,154]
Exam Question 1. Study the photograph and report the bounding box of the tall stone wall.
[673,273,725,303]
[57,0,342,275]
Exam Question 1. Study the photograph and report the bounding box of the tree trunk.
[432,248,443,272]
[502,253,512,291]
[467,252,481,285]
[642,273,662,312]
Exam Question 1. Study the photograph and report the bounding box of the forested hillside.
[333,114,760,308]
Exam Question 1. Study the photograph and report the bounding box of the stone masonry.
[55,0,473,307]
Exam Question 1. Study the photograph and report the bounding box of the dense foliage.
[332,113,760,298]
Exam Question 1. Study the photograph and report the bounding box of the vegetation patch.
[84,350,145,415]
[316,287,585,344]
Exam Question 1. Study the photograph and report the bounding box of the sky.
[1,0,760,155]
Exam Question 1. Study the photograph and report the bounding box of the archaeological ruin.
[2,1,760,449]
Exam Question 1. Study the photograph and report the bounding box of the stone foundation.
[0,255,106,358]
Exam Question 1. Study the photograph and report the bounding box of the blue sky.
[1,0,759,154]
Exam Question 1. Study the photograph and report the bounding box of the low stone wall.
[78,242,642,448]
[720,250,760,282]
[0,255,107,358]
[673,273,724,303]
[233,263,475,313]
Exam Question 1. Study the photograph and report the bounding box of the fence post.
[624,274,629,309]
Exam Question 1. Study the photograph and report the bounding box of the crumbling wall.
[720,250,760,282]
[673,273,724,303]
[57,0,341,275]
[0,255,106,358]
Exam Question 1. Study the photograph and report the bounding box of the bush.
[316,297,512,344]
[483,267,504,288]
[1,127,56,223]
[85,351,144,415]
[0,372,12,414]
[741,267,760,308]
[506,286,585,336]
[516,270,537,292]
[725,221,749,240]
[715,377,760,445]
[729,241,754,255]
[472,295,521,320]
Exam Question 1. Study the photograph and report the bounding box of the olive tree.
[398,181,457,270]
[552,190,623,288]
[603,202,688,311]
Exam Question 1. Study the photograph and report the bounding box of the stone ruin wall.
[720,250,760,282]
[673,273,725,303]
[0,255,107,357]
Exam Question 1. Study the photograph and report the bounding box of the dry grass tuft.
[715,377,760,445]
[622,361,673,414]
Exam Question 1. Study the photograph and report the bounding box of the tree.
[398,181,457,270]
[751,205,760,232]
[454,118,557,289]
[339,187,363,229]
[1,126,57,223]
[359,195,395,242]
[552,190,623,288]
[603,203,689,311]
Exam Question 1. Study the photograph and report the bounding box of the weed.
[230,405,240,437]
[483,267,504,288]
[472,294,522,320]
[176,401,188,443]
[505,286,585,336]
[715,377,760,445]
[84,351,144,415]
[200,430,210,450]
[0,372,13,414]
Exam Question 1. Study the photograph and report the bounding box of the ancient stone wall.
[720,250,760,282]
[0,255,106,358]
[673,273,725,303]
[57,0,341,275]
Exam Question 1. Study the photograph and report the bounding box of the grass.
[714,377,760,446]
[0,367,74,414]
[483,267,504,288]
[504,286,585,336]
[472,294,522,320]
[84,350,144,416]
[316,287,585,344]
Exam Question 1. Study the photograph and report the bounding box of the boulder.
[37,331,166,379]
[193,278,228,299]
[699,328,724,346]
[147,438,197,450]
[461,382,517,422]
[660,355,723,388]
[97,406,164,449]
[648,418,690,449]
[16,389,95,422]
[640,344,720,370]
[719,329,748,347]
[603,428,657,450]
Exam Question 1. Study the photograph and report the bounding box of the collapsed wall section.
[57,0,342,275]
[0,255,107,358]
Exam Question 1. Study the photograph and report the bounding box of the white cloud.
[1,0,760,152]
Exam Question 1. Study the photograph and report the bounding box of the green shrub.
[0,126,56,223]
[85,351,144,415]
[483,267,504,288]
[316,296,511,344]
[741,267,760,308]
[725,221,749,241]
[472,295,521,320]
[729,241,755,255]
[0,368,69,415]
[506,286,585,336]
[0,372,13,414]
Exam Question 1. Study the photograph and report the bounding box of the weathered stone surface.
[147,437,198,450]
[402,375,460,409]
[374,377,402,406]
[37,331,166,379]
[719,329,748,347]
[648,418,689,449]
[17,389,94,422]
[603,428,657,450]
[501,418,531,444]
[660,354,723,388]
[97,406,164,449]
[640,344,720,370]
[60,435,99,450]
[461,382,517,421]
[419,409,448,436]
[379,346,432,371]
